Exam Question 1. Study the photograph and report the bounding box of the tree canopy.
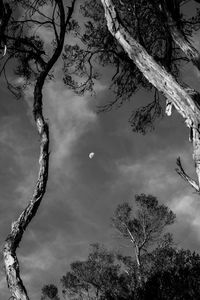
[112,194,175,278]
[43,238,200,299]
[61,243,134,300]
[63,0,200,133]
[42,195,179,300]
[2,0,200,299]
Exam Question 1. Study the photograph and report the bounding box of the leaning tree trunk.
[3,1,76,299]
[100,0,200,193]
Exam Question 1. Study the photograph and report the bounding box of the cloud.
[15,172,36,207]
[171,195,195,216]
[42,80,98,171]
[171,194,200,227]
[0,115,39,208]
[0,277,8,299]
[20,245,57,272]
[22,67,103,175]
[170,193,200,245]
[115,149,180,195]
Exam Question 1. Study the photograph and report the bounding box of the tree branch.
[176,157,200,192]
[101,0,200,191]
[3,1,76,299]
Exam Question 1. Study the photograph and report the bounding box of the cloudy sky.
[1,1,200,299]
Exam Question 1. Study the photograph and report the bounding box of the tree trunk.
[101,0,200,192]
[3,1,76,298]
[135,244,143,286]
[3,73,50,300]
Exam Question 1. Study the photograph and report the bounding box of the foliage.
[0,0,47,97]
[112,194,176,253]
[41,284,60,300]
[58,244,200,300]
[40,195,178,299]
[62,0,200,133]
[61,243,136,300]
[0,0,77,98]
[138,247,200,300]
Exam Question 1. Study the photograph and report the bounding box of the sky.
[1,1,200,299]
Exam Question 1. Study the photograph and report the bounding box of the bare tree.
[1,0,76,299]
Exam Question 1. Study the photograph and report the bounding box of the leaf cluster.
[61,244,134,300]
[112,194,176,251]
[139,247,200,299]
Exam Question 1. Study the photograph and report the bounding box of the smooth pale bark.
[101,0,200,190]
[126,226,141,268]
[3,1,76,299]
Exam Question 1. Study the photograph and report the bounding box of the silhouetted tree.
[41,195,176,299]
[139,247,200,300]
[63,0,200,133]
[3,1,200,298]
[112,194,175,282]
[61,244,135,300]
[99,0,200,195]
[62,0,200,197]
[46,244,200,300]
[1,1,77,299]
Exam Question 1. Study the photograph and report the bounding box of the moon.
[89,152,95,159]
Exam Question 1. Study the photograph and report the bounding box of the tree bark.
[125,225,143,284]
[160,0,200,70]
[100,0,200,191]
[3,1,76,299]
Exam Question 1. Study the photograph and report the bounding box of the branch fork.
[176,156,200,192]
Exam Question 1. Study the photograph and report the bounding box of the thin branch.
[11,19,54,26]
[52,2,59,43]
[176,156,200,192]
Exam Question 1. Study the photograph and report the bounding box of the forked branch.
[176,156,200,192]
[101,0,200,194]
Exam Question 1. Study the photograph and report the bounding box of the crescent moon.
[89,152,95,159]
[3,45,7,57]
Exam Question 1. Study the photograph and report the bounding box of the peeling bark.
[3,1,76,299]
[101,0,200,191]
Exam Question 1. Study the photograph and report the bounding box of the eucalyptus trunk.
[101,0,200,192]
[3,1,76,298]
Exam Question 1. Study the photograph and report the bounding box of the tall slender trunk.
[135,244,143,286]
[126,225,143,284]
[3,1,76,298]
[3,83,50,300]
[101,0,200,192]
